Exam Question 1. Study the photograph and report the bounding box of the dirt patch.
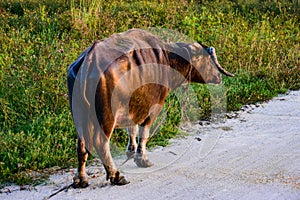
[1,91,300,200]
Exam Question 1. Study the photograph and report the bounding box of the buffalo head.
[176,42,234,84]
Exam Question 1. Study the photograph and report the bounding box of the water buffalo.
[67,29,233,187]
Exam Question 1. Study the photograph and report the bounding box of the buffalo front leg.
[94,129,130,185]
[134,125,153,168]
[126,125,138,159]
[73,136,89,188]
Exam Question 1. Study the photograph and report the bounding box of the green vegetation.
[0,0,299,185]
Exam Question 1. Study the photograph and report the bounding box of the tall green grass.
[0,0,299,184]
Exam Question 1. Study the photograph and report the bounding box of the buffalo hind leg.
[73,137,89,188]
[134,105,162,167]
[134,125,153,168]
[94,129,130,185]
[126,125,138,159]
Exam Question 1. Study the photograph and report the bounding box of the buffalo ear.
[197,41,209,49]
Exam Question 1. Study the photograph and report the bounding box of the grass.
[0,0,299,185]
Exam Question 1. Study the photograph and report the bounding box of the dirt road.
[1,91,299,200]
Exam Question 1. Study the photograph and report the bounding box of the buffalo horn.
[208,47,234,77]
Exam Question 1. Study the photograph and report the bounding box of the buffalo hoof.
[110,171,130,186]
[126,150,136,159]
[134,156,154,168]
[73,176,89,188]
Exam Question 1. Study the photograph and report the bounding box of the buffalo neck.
[167,49,192,90]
